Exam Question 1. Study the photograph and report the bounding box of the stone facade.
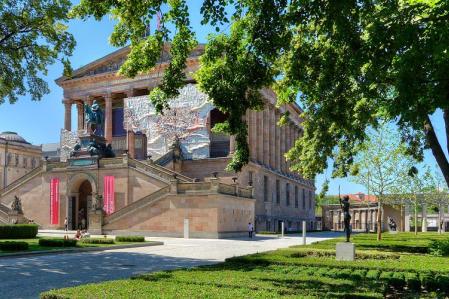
[0,45,315,237]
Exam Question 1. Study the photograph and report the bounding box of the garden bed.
[41,233,449,298]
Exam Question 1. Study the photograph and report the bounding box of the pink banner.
[50,178,59,225]
[103,176,115,215]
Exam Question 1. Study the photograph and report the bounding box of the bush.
[0,224,38,239]
[404,272,421,291]
[366,270,380,280]
[39,238,77,247]
[0,241,29,251]
[80,238,114,245]
[115,236,145,242]
[420,273,439,291]
[429,239,449,256]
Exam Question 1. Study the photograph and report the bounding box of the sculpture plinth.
[68,132,114,167]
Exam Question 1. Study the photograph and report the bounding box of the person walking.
[248,222,254,239]
[64,217,68,231]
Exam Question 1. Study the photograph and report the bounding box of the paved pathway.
[0,232,340,298]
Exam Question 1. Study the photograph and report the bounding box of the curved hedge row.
[0,224,38,239]
[115,236,145,242]
[80,238,114,244]
[0,241,29,251]
[38,239,77,247]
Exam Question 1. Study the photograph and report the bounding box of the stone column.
[270,107,276,169]
[249,110,256,160]
[76,102,84,131]
[127,130,136,158]
[275,111,281,171]
[104,93,113,144]
[422,203,427,232]
[280,123,285,173]
[257,111,263,163]
[64,100,72,131]
[263,108,270,166]
[404,204,410,232]
[229,135,236,155]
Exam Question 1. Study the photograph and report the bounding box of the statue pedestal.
[8,211,27,224]
[88,209,103,235]
[336,242,355,261]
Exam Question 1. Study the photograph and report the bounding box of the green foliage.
[115,235,145,242]
[0,241,29,251]
[0,224,38,239]
[429,239,449,256]
[38,238,77,247]
[0,0,75,104]
[80,238,114,245]
[71,0,449,179]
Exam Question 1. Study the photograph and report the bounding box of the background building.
[0,132,41,190]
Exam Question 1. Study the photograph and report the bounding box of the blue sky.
[0,2,446,196]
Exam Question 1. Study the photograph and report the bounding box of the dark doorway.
[78,180,92,230]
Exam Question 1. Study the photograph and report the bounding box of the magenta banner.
[103,176,115,215]
[50,178,59,225]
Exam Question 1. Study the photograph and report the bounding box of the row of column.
[247,105,301,173]
[63,91,137,158]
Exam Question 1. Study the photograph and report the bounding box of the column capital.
[62,99,73,105]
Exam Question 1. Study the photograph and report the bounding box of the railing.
[128,158,193,182]
[103,186,170,225]
[0,166,43,198]
[99,157,124,167]
[177,182,212,193]
[46,161,68,171]
[154,150,174,166]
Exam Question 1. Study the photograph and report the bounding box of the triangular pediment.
[56,44,205,85]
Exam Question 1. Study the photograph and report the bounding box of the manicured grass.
[41,232,449,298]
[0,237,152,255]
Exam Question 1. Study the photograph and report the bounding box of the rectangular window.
[286,183,290,206]
[295,186,298,208]
[263,176,269,202]
[302,188,306,209]
[248,171,253,186]
[276,180,280,204]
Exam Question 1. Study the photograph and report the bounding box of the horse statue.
[84,100,104,136]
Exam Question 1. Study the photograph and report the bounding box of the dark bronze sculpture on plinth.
[340,195,351,242]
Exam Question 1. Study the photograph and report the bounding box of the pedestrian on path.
[248,222,254,238]
[64,217,68,231]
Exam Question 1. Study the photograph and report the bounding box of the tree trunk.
[377,202,382,241]
[414,204,418,236]
[425,115,449,188]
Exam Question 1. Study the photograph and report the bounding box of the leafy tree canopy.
[0,0,75,104]
[72,0,449,181]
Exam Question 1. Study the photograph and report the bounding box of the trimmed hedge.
[429,239,449,256]
[115,236,145,242]
[0,224,38,239]
[39,239,77,247]
[0,241,29,251]
[290,248,400,260]
[80,238,115,245]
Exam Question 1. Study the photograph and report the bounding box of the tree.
[350,124,415,240]
[71,1,449,184]
[0,0,75,104]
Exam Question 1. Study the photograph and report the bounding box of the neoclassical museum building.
[0,45,315,237]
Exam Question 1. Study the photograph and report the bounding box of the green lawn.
[41,233,449,299]
[0,237,152,255]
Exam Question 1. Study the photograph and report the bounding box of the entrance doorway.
[68,179,93,230]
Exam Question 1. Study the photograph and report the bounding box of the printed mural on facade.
[124,84,214,160]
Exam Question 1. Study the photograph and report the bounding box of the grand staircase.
[103,186,170,225]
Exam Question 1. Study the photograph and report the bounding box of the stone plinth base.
[336,242,355,261]
[88,210,103,235]
[8,212,28,224]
